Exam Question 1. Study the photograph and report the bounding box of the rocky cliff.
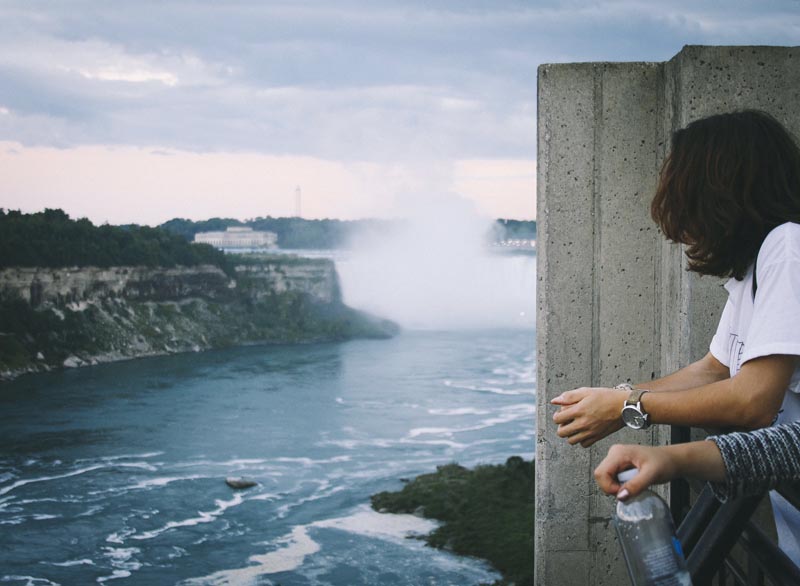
[0,256,397,381]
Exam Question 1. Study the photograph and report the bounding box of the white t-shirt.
[709,221,800,563]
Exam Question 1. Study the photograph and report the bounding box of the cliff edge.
[0,255,398,381]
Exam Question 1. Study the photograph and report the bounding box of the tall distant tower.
[294,186,302,218]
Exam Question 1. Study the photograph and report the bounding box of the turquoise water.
[0,329,535,585]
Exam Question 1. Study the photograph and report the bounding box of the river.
[0,327,535,585]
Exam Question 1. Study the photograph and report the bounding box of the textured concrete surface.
[536,45,800,585]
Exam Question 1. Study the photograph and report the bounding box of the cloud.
[0,2,612,157]
[77,67,179,86]
[1,1,796,159]
[0,0,795,220]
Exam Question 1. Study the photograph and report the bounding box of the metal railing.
[671,429,800,585]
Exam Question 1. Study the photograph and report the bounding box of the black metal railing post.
[674,481,800,585]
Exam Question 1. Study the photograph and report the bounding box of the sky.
[0,1,799,225]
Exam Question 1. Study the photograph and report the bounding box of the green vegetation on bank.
[371,457,534,586]
[0,209,233,275]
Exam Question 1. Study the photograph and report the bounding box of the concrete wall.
[535,45,800,585]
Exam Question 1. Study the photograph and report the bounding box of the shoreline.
[0,332,381,383]
[0,259,398,383]
[371,457,534,586]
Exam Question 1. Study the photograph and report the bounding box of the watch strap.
[626,388,648,406]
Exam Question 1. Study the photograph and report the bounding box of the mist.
[336,191,536,330]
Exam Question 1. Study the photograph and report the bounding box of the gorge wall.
[0,256,396,381]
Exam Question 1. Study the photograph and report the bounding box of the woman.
[551,110,800,561]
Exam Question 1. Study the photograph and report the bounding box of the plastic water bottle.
[613,468,693,586]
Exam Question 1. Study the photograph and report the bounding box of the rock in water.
[225,477,258,489]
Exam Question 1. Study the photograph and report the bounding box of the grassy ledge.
[371,457,534,586]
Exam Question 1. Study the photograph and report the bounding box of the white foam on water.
[182,505,438,585]
[14,498,61,506]
[492,364,536,383]
[115,462,158,472]
[0,576,60,586]
[105,527,136,544]
[87,474,207,497]
[76,452,164,464]
[248,493,280,501]
[469,404,535,432]
[407,403,534,441]
[314,505,438,539]
[274,455,352,466]
[274,457,320,467]
[218,459,267,467]
[167,546,188,560]
[428,407,491,415]
[483,377,515,385]
[171,455,351,472]
[96,570,131,584]
[247,525,321,572]
[170,459,265,470]
[102,547,140,563]
[43,559,95,567]
[181,525,321,585]
[321,438,396,450]
[275,484,346,519]
[0,465,107,497]
[324,434,490,451]
[96,546,141,583]
[400,438,467,449]
[408,427,456,438]
[443,380,533,395]
[131,475,204,490]
[132,493,245,540]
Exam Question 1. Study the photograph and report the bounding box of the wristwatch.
[616,384,650,430]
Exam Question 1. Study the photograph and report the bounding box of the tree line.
[0,209,537,272]
[0,209,233,274]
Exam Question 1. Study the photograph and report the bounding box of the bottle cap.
[617,467,639,483]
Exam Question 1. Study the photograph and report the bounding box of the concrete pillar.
[535,45,800,585]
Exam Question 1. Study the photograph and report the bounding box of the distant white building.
[193,227,277,250]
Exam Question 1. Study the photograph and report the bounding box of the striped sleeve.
[707,422,800,502]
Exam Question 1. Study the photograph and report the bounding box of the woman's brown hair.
[651,110,800,280]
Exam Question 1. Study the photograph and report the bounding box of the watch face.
[622,406,645,429]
